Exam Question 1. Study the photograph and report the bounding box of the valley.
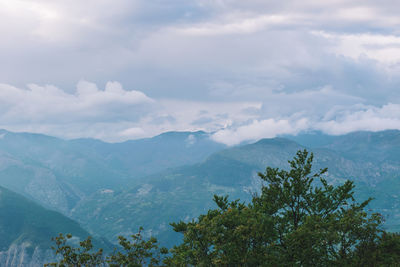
[1,129,400,263]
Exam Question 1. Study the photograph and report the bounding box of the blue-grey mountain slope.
[1,128,399,249]
[0,186,109,267]
[72,132,400,246]
[0,129,225,214]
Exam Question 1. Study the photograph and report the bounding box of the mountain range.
[0,129,224,214]
[72,130,400,246]
[0,129,399,264]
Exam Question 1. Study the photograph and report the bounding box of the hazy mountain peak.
[254,137,301,147]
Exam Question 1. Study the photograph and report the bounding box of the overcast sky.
[1,0,400,145]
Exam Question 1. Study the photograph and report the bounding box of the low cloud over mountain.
[1,1,400,144]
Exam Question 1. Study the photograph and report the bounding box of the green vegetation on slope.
[0,129,225,214]
[0,186,108,252]
[72,131,400,247]
[167,150,400,266]
[49,150,400,266]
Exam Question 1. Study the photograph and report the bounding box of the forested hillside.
[72,130,400,246]
[0,129,224,214]
[1,129,400,264]
[0,186,109,266]
[48,150,400,266]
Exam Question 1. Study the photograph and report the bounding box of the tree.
[47,150,400,266]
[166,150,400,266]
[46,228,167,267]
[44,233,104,267]
[107,227,168,267]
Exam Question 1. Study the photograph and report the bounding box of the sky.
[1,0,400,145]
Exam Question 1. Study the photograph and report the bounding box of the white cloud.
[0,0,138,43]
[118,127,146,139]
[1,0,400,101]
[76,81,153,107]
[211,103,400,146]
[314,31,400,64]
[1,0,400,142]
[0,82,265,141]
[0,80,399,144]
[316,103,400,135]
[173,14,294,36]
[159,99,261,127]
[212,118,309,146]
[0,81,155,139]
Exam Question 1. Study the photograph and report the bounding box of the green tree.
[47,150,400,266]
[166,150,400,266]
[107,227,168,267]
[46,228,167,267]
[44,233,104,267]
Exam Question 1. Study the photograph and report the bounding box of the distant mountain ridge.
[0,129,225,215]
[1,128,400,250]
[71,130,400,246]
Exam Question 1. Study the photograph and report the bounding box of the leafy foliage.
[107,227,168,267]
[166,150,400,266]
[44,234,104,267]
[46,228,167,267]
[71,132,400,247]
[47,150,400,266]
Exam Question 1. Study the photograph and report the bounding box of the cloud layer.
[1,1,400,144]
[211,103,400,145]
[0,81,398,145]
